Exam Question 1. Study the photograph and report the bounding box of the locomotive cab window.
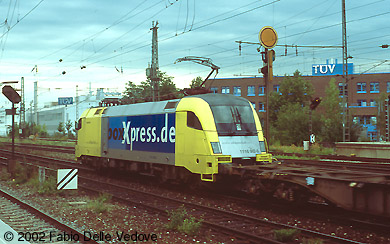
[210,105,257,136]
[164,101,178,109]
[94,108,103,115]
[187,111,203,130]
[75,118,82,130]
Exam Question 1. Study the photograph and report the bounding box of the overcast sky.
[0,0,389,107]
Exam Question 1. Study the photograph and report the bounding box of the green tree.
[65,120,73,136]
[122,71,178,103]
[318,78,361,142]
[18,122,47,138]
[269,70,314,122]
[38,124,48,137]
[122,81,143,103]
[57,122,65,135]
[189,76,204,88]
[269,70,314,145]
[274,103,310,145]
[320,78,343,142]
[159,72,178,98]
[374,92,388,140]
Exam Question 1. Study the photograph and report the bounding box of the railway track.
[0,148,88,172]
[0,189,98,244]
[3,141,390,165]
[272,150,390,163]
[0,148,384,243]
[3,141,390,168]
[0,142,75,154]
[280,157,390,174]
[3,142,390,177]
[80,177,367,244]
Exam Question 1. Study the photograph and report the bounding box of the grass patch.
[275,155,320,160]
[4,163,61,196]
[270,142,334,156]
[0,168,10,181]
[273,228,301,242]
[302,238,324,244]
[0,137,75,147]
[12,161,35,185]
[166,206,202,236]
[87,193,112,214]
[28,175,61,195]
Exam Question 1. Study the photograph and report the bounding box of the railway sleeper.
[80,156,390,218]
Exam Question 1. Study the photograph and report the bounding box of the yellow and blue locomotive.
[75,93,272,182]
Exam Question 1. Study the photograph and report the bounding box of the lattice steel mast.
[342,0,350,142]
[146,21,160,102]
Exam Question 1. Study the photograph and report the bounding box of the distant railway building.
[24,88,121,135]
[205,61,390,142]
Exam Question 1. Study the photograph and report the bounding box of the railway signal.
[308,97,321,149]
[310,97,321,110]
[260,49,275,82]
[2,84,21,175]
[259,26,278,143]
[2,85,21,103]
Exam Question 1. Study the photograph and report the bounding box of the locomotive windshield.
[210,105,257,136]
[193,94,258,136]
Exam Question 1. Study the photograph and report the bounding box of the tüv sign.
[312,60,353,76]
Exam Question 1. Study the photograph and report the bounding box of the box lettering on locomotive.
[108,113,175,153]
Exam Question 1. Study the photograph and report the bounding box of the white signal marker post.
[57,169,78,190]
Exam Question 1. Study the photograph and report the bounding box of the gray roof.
[102,99,179,117]
[102,93,250,117]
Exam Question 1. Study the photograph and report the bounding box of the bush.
[302,238,324,244]
[13,161,34,184]
[178,216,202,235]
[166,206,203,236]
[87,193,112,213]
[28,176,60,195]
[166,206,187,230]
[17,122,48,138]
[274,229,300,242]
[0,168,10,181]
[53,132,68,140]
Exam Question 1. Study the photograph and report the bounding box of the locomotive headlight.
[210,142,222,154]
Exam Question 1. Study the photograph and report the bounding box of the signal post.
[259,27,277,143]
[2,83,21,176]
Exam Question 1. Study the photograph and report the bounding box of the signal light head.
[261,66,268,75]
[310,97,321,110]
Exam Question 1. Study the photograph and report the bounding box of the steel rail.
[0,189,99,244]
[0,148,384,243]
[280,158,390,174]
[2,141,390,164]
[1,142,75,154]
[272,151,390,163]
[79,179,364,244]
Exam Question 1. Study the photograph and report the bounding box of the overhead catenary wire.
[0,0,44,39]
[3,0,389,88]
[83,1,388,72]
[31,0,165,63]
